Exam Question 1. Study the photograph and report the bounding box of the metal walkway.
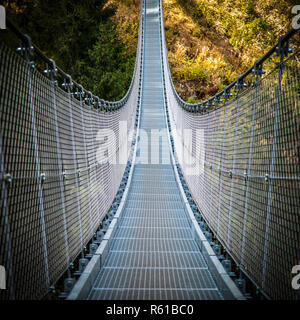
[1,0,299,301]
[87,0,223,300]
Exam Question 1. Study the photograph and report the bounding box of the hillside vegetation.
[163,0,299,102]
[4,0,139,101]
[4,0,298,102]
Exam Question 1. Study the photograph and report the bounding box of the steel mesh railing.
[0,0,299,301]
[0,1,143,300]
[159,0,300,300]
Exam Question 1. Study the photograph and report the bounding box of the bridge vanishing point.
[0,0,299,300]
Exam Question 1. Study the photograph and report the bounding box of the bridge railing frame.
[159,0,300,300]
[0,0,144,300]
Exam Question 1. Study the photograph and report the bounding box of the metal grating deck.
[87,0,224,300]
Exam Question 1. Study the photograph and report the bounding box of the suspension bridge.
[0,0,299,300]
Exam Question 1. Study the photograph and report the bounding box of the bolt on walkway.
[87,0,224,300]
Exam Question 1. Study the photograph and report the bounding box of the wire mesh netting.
[162,23,300,299]
[0,0,299,301]
[0,11,142,298]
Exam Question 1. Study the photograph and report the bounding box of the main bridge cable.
[162,22,298,113]
[5,18,138,111]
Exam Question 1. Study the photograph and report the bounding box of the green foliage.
[4,0,298,103]
[79,21,135,100]
[186,96,199,104]
[164,0,298,102]
[4,0,137,100]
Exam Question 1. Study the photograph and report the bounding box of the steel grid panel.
[31,63,68,286]
[159,0,299,298]
[0,43,48,299]
[1,0,299,301]
[0,10,141,297]
[163,17,300,298]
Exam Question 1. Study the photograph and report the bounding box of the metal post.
[216,87,230,235]
[47,61,71,276]
[77,87,93,235]
[241,63,263,267]
[64,75,84,258]
[86,93,102,225]
[24,36,50,290]
[227,79,243,249]
[0,133,15,299]
[203,113,212,224]
[209,101,221,227]
[0,37,15,300]
[262,41,286,290]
